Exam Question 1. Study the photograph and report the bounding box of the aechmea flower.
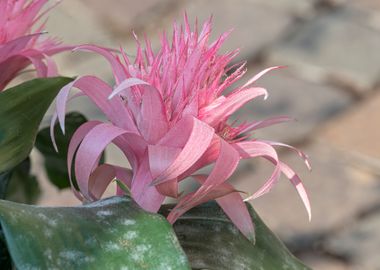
[0,0,68,90]
[52,16,311,241]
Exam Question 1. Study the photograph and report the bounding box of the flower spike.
[52,15,311,240]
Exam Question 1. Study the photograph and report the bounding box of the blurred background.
[30,0,380,269]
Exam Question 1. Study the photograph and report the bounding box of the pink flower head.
[0,0,69,90]
[52,16,311,241]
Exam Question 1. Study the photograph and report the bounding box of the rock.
[169,0,294,62]
[231,141,380,241]
[80,0,180,39]
[320,91,380,161]
[268,5,380,93]
[297,252,349,270]
[350,0,380,28]
[249,0,316,18]
[231,66,353,144]
[325,210,380,270]
[45,1,117,79]
[105,0,307,63]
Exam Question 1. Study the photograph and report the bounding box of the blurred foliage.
[0,77,73,172]
[3,158,40,204]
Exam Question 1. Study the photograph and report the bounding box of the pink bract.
[52,16,311,241]
[0,0,69,90]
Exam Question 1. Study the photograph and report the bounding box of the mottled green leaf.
[0,196,190,269]
[160,202,310,270]
[0,77,73,172]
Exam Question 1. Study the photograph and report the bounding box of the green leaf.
[0,196,190,269]
[0,172,11,200]
[160,202,310,270]
[35,112,95,189]
[0,77,73,172]
[4,158,40,204]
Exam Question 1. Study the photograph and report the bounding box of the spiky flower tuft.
[0,0,69,90]
[52,15,311,240]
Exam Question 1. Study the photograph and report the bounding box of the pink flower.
[52,16,311,241]
[0,0,69,90]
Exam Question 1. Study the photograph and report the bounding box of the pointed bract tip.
[59,121,65,135]
[248,231,256,245]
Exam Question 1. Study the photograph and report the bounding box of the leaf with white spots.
[0,196,190,269]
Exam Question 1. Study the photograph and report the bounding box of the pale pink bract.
[0,0,69,90]
[52,16,311,241]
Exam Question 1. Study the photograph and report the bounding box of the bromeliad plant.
[52,16,311,240]
[0,1,312,269]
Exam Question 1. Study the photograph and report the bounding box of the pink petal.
[236,141,311,220]
[216,191,255,242]
[279,161,311,221]
[156,179,179,198]
[177,137,221,179]
[74,45,126,84]
[234,141,279,161]
[245,165,282,200]
[0,33,40,60]
[137,85,169,143]
[201,87,268,127]
[49,112,59,152]
[167,186,235,224]
[25,54,47,77]
[262,140,312,171]
[44,54,58,77]
[239,115,294,134]
[130,158,165,212]
[56,80,76,132]
[67,120,103,200]
[55,76,138,133]
[74,123,130,200]
[151,116,214,185]
[88,163,116,200]
[234,141,282,199]
[241,66,285,89]
[168,138,240,223]
[190,174,254,239]
[148,145,181,179]
[50,92,85,152]
[113,134,147,169]
[195,137,239,191]
[0,55,29,90]
[190,174,255,241]
[108,77,148,99]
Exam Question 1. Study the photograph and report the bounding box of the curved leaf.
[0,196,190,269]
[4,158,40,204]
[0,172,11,200]
[160,202,310,270]
[0,77,73,172]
